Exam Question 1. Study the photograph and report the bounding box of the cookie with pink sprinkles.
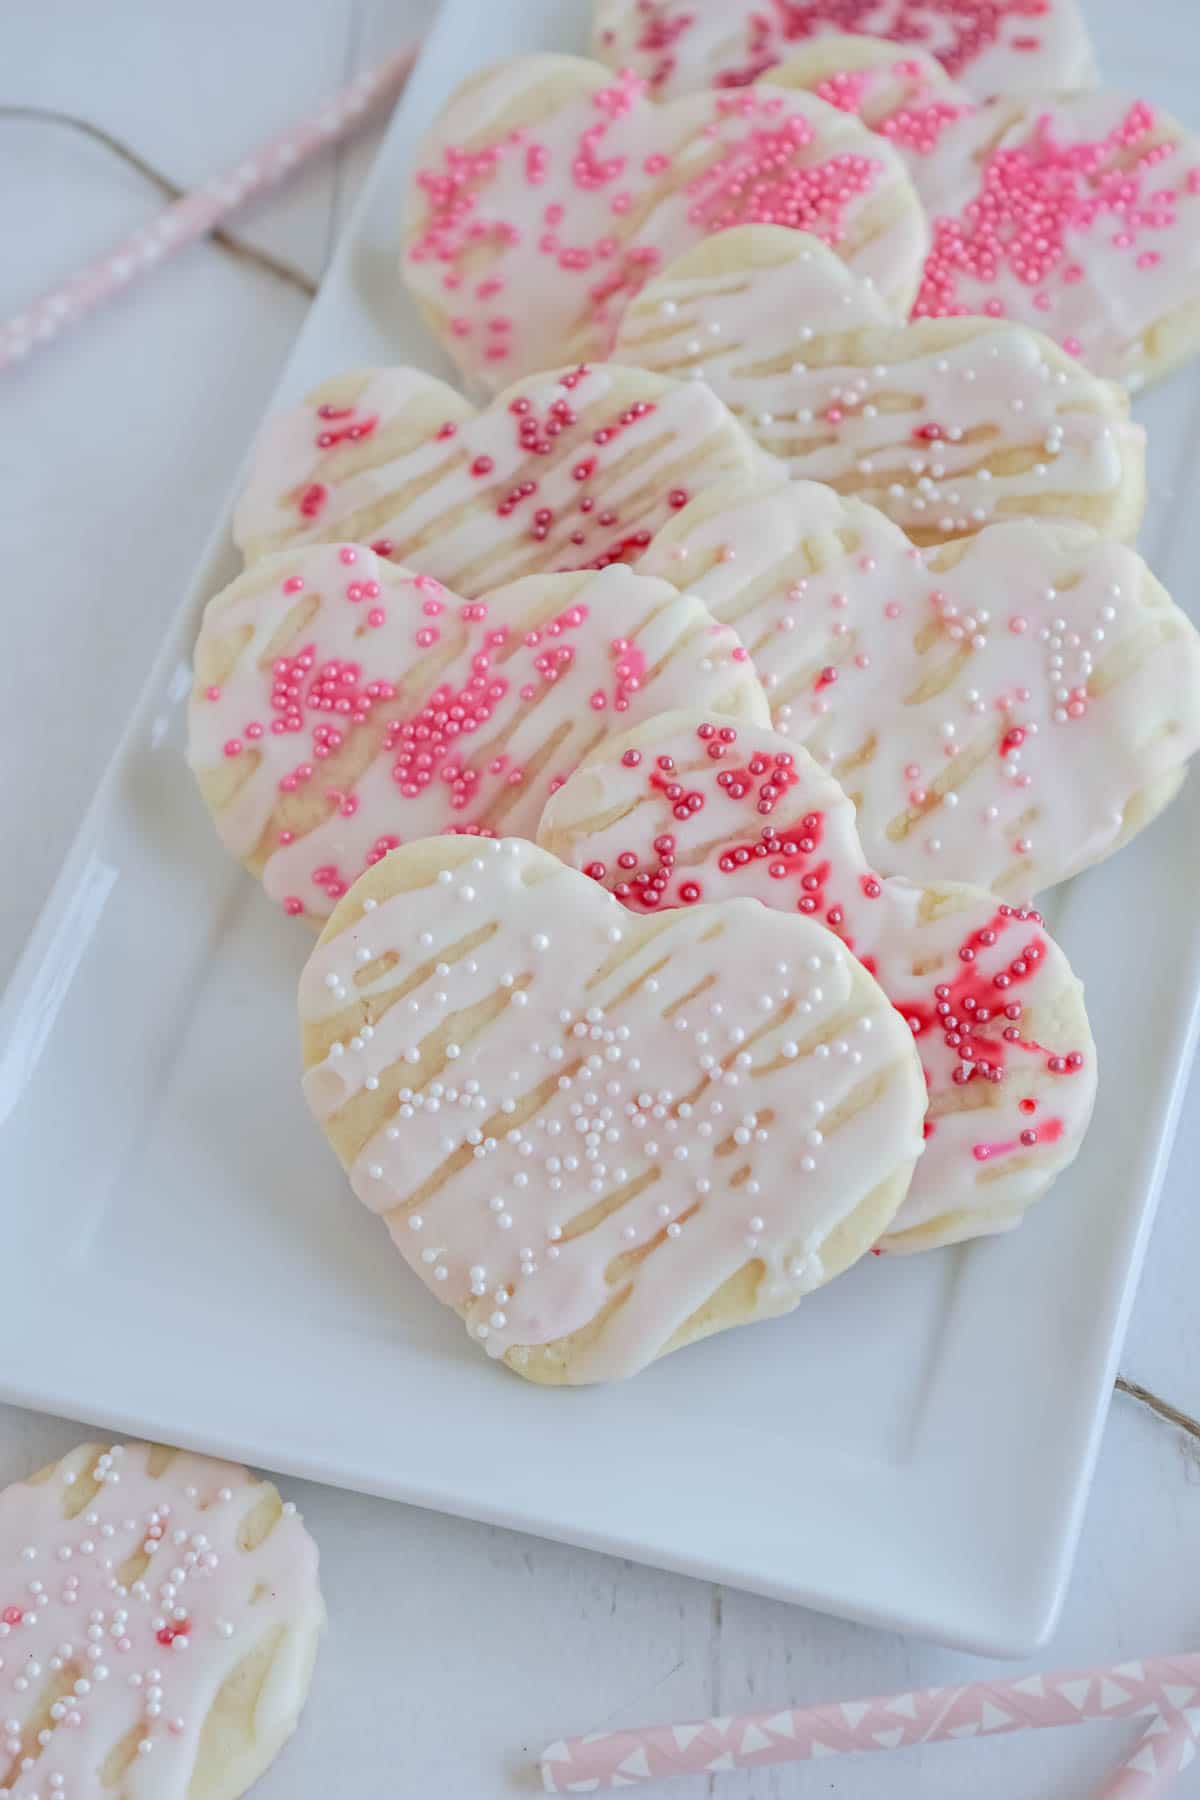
[233,361,770,590]
[0,1441,322,1800]
[590,0,1099,103]
[400,52,927,390]
[638,477,1200,898]
[188,547,768,921]
[907,88,1200,388]
[539,710,1097,1251]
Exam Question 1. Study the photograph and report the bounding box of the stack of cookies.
[188,0,1200,1384]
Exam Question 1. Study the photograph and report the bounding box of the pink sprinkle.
[282,576,305,595]
[339,547,358,565]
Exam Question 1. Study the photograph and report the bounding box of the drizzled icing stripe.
[234,361,774,588]
[0,1442,321,1800]
[188,550,768,920]
[589,0,1099,103]
[638,478,1200,898]
[401,52,928,388]
[539,711,1096,1249]
[613,224,1145,545]
[298,837,927,1383]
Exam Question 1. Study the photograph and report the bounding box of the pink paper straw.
[540,1653,1200,1792]
[1094,1706,1200,1798]
[0,42,418,374]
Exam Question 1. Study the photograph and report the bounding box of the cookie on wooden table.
[0,1442,322,1800]
[298,837,927,1382]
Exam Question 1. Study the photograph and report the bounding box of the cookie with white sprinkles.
[0,1442,322,1800]
[540,711,1097,1251]
[298,836,927,1383]
[400,52,928,389]
[613,224,1145,545]
[233,362,771,588]
[189,550,768,921]
[638,477,1200,897]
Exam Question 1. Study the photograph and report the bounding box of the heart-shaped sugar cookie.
[189,551,767,920]
[401,52,928,390]
[0,1442,323,1800]
[905,88,1200,388]
[234,361,770,589]
[298,836,927,1382]
[613,223,1145,544]
[712,44,1200,389]
[591,0,1097,102]
[539,710,1096,1250]
[638,476,1200,896]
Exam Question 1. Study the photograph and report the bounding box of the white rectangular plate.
[3,0,1200,1658]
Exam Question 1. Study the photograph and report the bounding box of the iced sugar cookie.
[639,478,1200,896]
[540,712,1096,1250]
[401,53,927,389]
[909,90,1200,388]
[614,225,1145,544]
[591,0,1098,102]
[189,549,768,920]
[0,1441,322,1800]
[234,362,771,589]
[768,36,973,155]
[298,837,926,1382]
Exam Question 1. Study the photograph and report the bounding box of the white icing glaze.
[0,1442,321,1800]
[539,711,1096,1247]
[590,0,1099,103]
[298,837,927,1381]
[188,550,768,920]
[638,479,1200,896]
[233,362,775,588]
[402,53,928,388]
[907,89,1200,386]
[614,225,1144,544]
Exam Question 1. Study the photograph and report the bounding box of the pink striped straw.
[1095,1706,1200,1798]
[0,42,418,375]
[539,1652,1200,1792]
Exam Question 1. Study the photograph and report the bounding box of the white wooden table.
[2,2,1198,1794]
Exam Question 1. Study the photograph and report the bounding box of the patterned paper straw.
[1094,1706,1200,1798]
[0,42,418,374]
[540,1653,1200,1792]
